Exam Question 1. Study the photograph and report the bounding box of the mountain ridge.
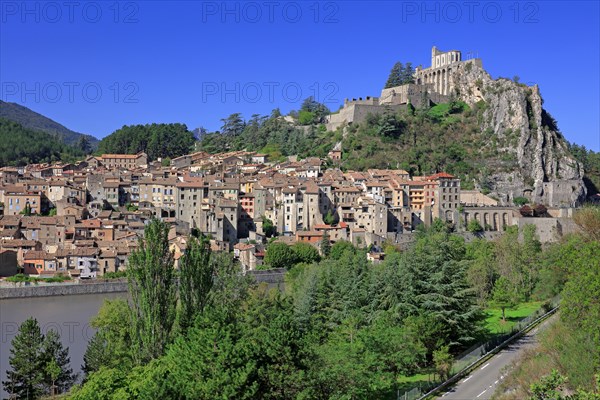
[0,100,99,148]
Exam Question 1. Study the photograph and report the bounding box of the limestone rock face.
[449,61,586,206]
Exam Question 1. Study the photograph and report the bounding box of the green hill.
[0,100,99,148]
[0,118,84,167]
[199,99,599,200]
[97,123,195,161]
[199,103,505,191]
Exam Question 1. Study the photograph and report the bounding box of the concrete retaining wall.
[0,281,128,299]
[249,268,286,290]
[1,269,289,299]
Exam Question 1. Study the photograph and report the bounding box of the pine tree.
[178,235,214,332]
[400,62,415,84]
[82,332,108,377]
[76,136,92,154]
[128,218,177,364]
[40,329,76,394]
[2,318,45,399]
[384,62,404,88]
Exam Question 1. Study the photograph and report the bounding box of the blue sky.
[1,1,599,150]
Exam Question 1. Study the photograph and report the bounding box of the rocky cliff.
[449,61,586,206]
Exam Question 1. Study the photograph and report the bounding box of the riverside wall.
[0,270,287,299]
[0,280,128,299]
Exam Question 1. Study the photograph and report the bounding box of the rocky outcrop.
[449,61,586,206]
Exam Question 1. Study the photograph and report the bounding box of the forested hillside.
[0,118,84,167]
[199,99,600,197]
[0,100,98,148]
[200,101,514,192]
[97,123,195,161]
[570,143,600,195]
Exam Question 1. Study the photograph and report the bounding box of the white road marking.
[494,380,499,384]
[477,389,487,398]
[480,363,490,370]
[463,375,473,383]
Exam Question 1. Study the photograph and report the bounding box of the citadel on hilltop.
[326,46,482,131]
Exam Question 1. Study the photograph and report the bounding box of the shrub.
[265,242,298,269]
[467,219,483,233]
[291,243,321,264]
[514,196,529,206]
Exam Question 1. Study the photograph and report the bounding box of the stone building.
[138,176,178,218]
[176,176,208,230]
[462,207,516,232]
[2,189,42,215]
[100,152,148,170]
[414,46,482,97]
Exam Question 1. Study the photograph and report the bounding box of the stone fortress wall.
[326,46,474,131]
[414,46,482,96]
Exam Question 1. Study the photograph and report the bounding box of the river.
[0,292,126,396]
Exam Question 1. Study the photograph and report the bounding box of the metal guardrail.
[417,305,559,400]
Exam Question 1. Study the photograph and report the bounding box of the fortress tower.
[415,46,474,96]
[431,46,461,69]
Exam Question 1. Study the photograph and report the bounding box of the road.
[437,316,555,400]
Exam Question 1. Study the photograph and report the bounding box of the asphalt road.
[437,316,555,400]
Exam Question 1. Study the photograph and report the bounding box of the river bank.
[0,269,286,299]
[0,280,128,299]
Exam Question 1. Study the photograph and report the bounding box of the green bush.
[513,196,529,206]
[467,219,484,233]
[298,111,315,125]
[265,242,298,269]
[103,271,127,279]
[291,243,321,264]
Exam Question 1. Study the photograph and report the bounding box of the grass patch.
[494,318,598,399]
[102,271,127,279]
[484,301,544,335]
[396,371,436,392]
[5,273,71,283]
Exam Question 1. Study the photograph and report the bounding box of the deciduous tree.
[178,235,213,332]
[265,242,297,269]
[128,219,177,364]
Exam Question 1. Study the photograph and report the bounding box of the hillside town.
[0,148,579,279]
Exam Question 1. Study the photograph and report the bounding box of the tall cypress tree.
[128,218,177,364]
[320,232,331,257]
[3,318,45,399]
[178,234,213,332]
